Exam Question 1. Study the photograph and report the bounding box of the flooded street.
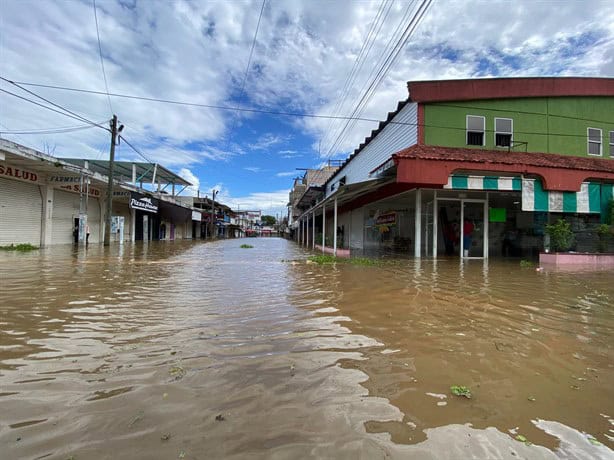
[1,238,613,459]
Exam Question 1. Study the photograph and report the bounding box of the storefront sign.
[130,192,158,213]
[192,210,202,221]
[376,212,396,225]
[0,163,39,183]
[48,176,82,183]
[57,183,102,197]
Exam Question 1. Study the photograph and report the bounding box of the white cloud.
[276,171,296,177]
[244,166,262,173]
[248,133,290,151]
[1,0,612,183]
[177,168,200,196]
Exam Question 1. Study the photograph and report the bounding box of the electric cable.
[225,0,267,152]
[92,0,114,114]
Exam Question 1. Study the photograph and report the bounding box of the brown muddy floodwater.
[1,238,613,460]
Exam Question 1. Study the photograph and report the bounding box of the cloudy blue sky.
[1,0,613,216]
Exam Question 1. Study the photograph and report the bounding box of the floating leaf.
[450,385,472,398]
[587,435,602,446]
[515,434,532,445]
[527,396,536,402]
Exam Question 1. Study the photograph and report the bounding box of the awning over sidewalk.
[392,145,614,192]
[444,174,522,191]
[522,178,602,213]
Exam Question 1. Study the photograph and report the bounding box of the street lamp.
[210,189,218,239]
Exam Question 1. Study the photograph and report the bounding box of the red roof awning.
[392,145,614,192]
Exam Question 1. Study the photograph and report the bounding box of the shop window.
[587,127,602,156]
[466,115,485,146]
[495,118,513,147]
[610,131,614,156]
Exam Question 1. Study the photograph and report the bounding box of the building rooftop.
[393,144,614,173]
[407,77,614,103]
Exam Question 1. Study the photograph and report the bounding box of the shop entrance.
[434,198,488,258]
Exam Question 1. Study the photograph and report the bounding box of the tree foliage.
[261,215,276,226]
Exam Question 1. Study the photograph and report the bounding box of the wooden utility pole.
[104,115,118,246]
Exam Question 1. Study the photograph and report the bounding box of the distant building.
[293,77,614,258]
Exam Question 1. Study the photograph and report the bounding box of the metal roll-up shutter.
[86,197,101,244]
[0,177,42,246]
[51,189,80,245]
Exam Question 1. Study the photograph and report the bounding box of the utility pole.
[210,189,218,240]
[104,115,122,246]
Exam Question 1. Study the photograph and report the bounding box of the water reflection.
[0,239,612,459]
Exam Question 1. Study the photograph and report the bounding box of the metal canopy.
[59,159,191,186]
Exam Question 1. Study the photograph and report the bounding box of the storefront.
[130,192,159,242]
[0,165,42,246]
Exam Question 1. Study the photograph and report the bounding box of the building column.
[333,197,338,256]
[40,185,54,248]
[322,202,326,251]
[312,210,315,250]
[131,206,136,243]
[414,189,422,258]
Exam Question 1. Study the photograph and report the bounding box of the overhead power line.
[0,88,109,129]
[1,77,108,130]
[226,0,266,151]
[0,124,99,135]
[2,78,609,142]
[92,0,114,114]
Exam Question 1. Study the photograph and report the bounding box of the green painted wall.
[423,96,614,158]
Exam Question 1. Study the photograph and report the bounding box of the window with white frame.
[495,118,513,147]
[466,115,485,146]
[587,127,602,156]
[610,131,614,156]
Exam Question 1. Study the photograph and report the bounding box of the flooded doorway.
[434,198,487,258]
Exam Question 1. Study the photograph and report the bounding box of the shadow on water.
[1,239,612,459]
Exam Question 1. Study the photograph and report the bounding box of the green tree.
[261,215,276,226]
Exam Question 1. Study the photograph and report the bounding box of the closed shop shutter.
[0,177,42,246]
[86,197,101,244]
[51,189,80,245]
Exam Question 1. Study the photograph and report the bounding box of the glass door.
[461,200,486,258]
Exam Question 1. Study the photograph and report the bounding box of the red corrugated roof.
[393,145,614,173]
[407,77,614,103]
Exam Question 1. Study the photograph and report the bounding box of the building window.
[466,115,485,146]
[587,127,602,156]
[495,118,513,147]
[610,131,614,156]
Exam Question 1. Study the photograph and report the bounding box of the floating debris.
[450,385,472,398]
[128,410,144,427]
[515,434,532,445]
[169,364,186,381]
[215,414,225,422]
[527,396,536,402]
[161,433,171,441]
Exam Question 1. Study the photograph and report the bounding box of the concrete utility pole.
[104,115,119,246]
[210,189,218,239]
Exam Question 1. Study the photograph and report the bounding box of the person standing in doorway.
[463,218,474,257]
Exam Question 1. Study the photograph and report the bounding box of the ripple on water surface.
[0,239,612,459]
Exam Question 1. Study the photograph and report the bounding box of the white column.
[333,197,338,256]
[322,202,326,251]
[131,206,136,243]
[312,210,315,250]
[433,191,438,257]
[132,163,137,185]
[483,197,489,259]
[414,189,422,258]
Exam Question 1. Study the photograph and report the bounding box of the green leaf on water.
[587,435,602,446]
[450,385,472,398]
[515,434,532,445]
